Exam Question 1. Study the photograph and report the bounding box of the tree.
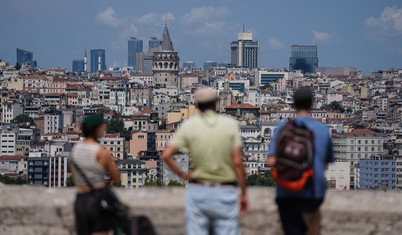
[167,180,185,187]
[13,114,34,125]
[144,179,164,187]
[15,63,21,70]
[202,80,209,86]
[107,118,132,140]
[346,107,353,113]
[0,174,27,185]
[66,175,74,187]
[246,170,276,187]
[328,101,345,113]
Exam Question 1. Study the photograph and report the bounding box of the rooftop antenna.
[165,14,167,26]
[243,24,245,32]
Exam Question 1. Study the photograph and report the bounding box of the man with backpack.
[267,87,334,235]
[162,87,247,235]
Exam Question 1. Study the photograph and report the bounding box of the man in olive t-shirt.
[162,87,247,235]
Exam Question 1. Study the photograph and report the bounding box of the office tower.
[149,37,161,52]
[90,49,106,72]
[289,45,318,73]
[153,19,180,88]
[230,30,260,69]
[203,61,218,71]
[183,61,196,70]
[72,59,85,72]
[16,48,34,67]
[128,37,143,70]
[84,49,88,72]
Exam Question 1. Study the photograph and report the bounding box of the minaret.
[84,49,87,72]
[98,49,101,72]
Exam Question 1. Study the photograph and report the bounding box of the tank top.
[71,142,106,187]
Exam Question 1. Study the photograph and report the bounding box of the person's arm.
[161,145,191,180]
[232,147,248,216]
[98,148,121,185]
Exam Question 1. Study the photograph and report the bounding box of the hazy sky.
[1,0,401,74]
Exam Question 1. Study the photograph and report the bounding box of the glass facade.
[128,37,143,70]
[148,37,161,51]
[143,57,153,73]
[16,48,33,67]
[289,45,318,73]
[260,73,286,85]
[90,49,106,72]
[72,59,84,72]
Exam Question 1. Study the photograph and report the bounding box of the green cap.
[82,114,105,128]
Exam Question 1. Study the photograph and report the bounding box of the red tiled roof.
[105,133,120,138]
[346,129,384,137]
[226,103,259,109]
[0,156,28,161]
[140,109,153,113]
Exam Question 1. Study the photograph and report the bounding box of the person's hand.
[181,171,192,180]
[240,194,248,216]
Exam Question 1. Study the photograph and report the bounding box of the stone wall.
[0,186,402,235]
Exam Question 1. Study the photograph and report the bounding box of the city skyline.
[1,0,402,73]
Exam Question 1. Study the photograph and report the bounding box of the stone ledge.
[0,186,401,235]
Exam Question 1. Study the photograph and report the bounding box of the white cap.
[195,87,218,104]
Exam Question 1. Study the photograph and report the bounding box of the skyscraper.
[230,30,260,69]
[149,37,161,52]
[153,19,179,88]
[128,37,143,70]
[72,59,85,72]
[90,49,106,72]
[289,45,318,73]
[16,48,35,67]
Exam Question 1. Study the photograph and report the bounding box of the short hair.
[82,114,104,140]
[293,87,313,111]
[197,100,216,112]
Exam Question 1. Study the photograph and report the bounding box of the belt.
[190,180,237,187]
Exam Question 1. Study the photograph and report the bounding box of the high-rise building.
[90,49,106,72]
[230,31,260,69]
[128,37,143,70]
[289,45,318,73]
[16,48,36,67]
[153,20,180,88]
[72,59,84,72]
[183,61,196,70]
[149,37,161,52]
[203,61,218,71]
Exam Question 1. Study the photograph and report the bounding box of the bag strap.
[71,159,95,191]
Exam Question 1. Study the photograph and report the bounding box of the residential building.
[325,161,351,190]
[27,154,50,186]
[317,67,359,76]
[360,155,398,190]
[0,128,16,156]
[116,159,147,188]
[0,155,28,175]
[100,134,126,160]
[289,45,318,73]
[44,110,63,134]
[161,153,189,185]
[16,128,40,156]
[49,155,68,187]
[1,101,23,123]
[230,31,259,69]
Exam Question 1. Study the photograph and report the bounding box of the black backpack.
[272,119,315,192]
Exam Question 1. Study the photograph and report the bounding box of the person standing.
[71,114,121,235]
[267,87,334,235]
[162,87,248,235]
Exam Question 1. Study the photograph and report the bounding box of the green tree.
[328,101,345,113]
[15,63,21,70]
[107,118,132,140]
[13,114,34,125]
[0,174,27,185]
[346,107,353,113]
[144,179,164,187]
[66,175,74,187]
[167,180,185,187]
[246,170,276,187]
[202,80,209,86]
